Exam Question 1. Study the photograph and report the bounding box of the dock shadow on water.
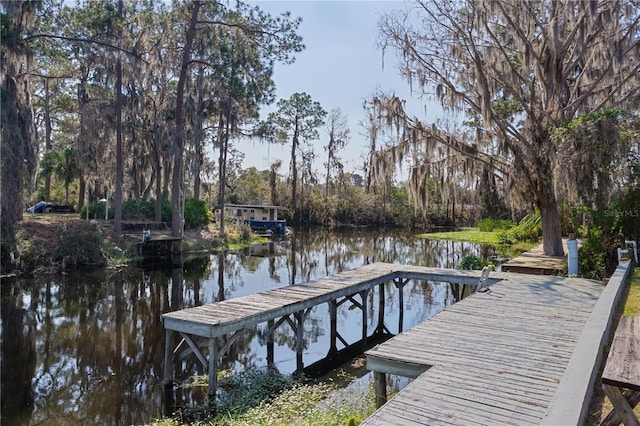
[1,228,494,425]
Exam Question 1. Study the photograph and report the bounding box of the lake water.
[1,227,498,425]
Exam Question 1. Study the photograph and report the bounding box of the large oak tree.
[1,0,39,251]
[374,0,640,255]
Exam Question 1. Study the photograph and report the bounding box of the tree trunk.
[325,149,332,199]
[539,196,564,257]
[78,174,85,213]
[193,140,202,201]
[155,153,162,222]
[291,133,298,221]
[43,79,52,200]
[216,111,226,235]
[113,54,123,236]
[218,107,232,237]
[113,0,125,237]
[172,0,200,238]
[1,54,35,248]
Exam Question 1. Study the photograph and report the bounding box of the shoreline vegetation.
[2,214,268,276]
[5,214,542,276]
[417,228,537,256]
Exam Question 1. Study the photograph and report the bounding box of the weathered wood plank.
[385,377,541,425]
[363,268,604,425]
[163,262,605,425]
[602,316,640,391]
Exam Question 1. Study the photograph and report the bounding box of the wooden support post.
[374,371,387,408]
[398,282,405,333]
[208,337,218,399]
[602,384,640,426]
[394,278,409,333]
[267,319,274,367]
[376,283,386,336]
[163,329,174,415]
[164,329,173,386]
[601,390,640,426]
[295,310,304,373]
[361,290,368,349]
[329,300,338,355]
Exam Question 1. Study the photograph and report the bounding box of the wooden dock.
[136,233,182,255]
[363,271,606,425]
[161,260,633,424]
[161,263,493,396]
[501,239,574,275]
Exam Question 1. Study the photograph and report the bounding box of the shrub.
[239,225,252,242]
[184,197,212,229]
[55,221,107,269]
[172,368,295,424]
[121,198,171,222]
[12,231,49,273]
[498,211,541,244]
[476,218,514,232]
[79,202,113,220]
[459,254,489,270]
[577,227,610,280]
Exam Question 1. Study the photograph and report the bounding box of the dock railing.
[541,259,634,425]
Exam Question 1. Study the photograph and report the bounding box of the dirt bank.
[5,213,223,274]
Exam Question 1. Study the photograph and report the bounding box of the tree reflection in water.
[1,227,496,425]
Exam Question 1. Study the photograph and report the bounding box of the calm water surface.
[1,227,498,425]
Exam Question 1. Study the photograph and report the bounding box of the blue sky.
[237,0,443,180]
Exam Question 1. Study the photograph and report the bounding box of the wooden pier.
[363,263,632,426]
[136,233,182,255]
[501,239,575,275]
[161,260,633,423]
[161,263,491,396]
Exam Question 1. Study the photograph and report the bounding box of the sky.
[236,0,443,180]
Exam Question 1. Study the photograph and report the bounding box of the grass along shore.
[417,227,537,256]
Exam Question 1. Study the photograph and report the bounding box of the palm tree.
[55,148,78,205]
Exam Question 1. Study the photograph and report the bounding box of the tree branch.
[25,33,148,63]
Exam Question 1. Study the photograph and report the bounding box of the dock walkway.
[501,238,575,275]
[162,263,492,395]
[363,263,633,425]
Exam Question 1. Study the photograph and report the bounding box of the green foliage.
[1,12,12,44]
[476,218,513,232]
[562,108,628,132]
[498,211,541,244]
[492,98,523,119]
[11,230,49,273]
[565,185,640,280]
[233,167,270,204]
[238,225,252,242]
[172,368,295,424]
[577,227,609,280]
[459,254,489,270]
[184,197,212,229]
[54,221,107,269]
[102,242,128,267]
[157,368,378,426]
[121,198,171,222]
[80,201,113,220]
[623,269,640,316]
